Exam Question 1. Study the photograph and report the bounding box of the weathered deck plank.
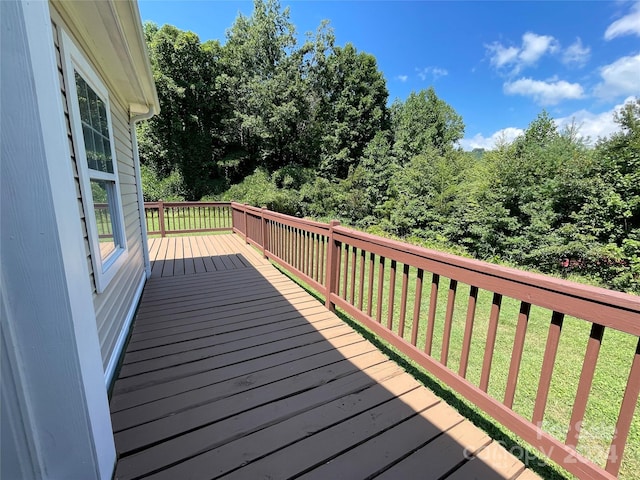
[111,234,540,479]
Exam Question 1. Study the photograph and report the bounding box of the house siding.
[52,15,146,373]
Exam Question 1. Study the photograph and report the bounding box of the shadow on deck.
[110,234,540,479]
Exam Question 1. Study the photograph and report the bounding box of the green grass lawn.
[273,242,639,479]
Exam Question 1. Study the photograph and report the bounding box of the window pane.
[93,130,105,171]
[74,71,114,174]
[75,74,91,122]
[82,125,98,170]
[102,137,114,173]
[97,96,108,133]
[91,179,117,262]
[88,86,100,129]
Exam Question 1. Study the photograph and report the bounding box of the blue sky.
[138,0,640,150]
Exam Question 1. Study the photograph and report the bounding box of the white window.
[61,31,128,293]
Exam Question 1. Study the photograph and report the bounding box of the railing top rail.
[333,226,640,330]
[145,201,232,208]
[231,202,330,231]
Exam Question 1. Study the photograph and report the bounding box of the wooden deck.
[110,234,540,479]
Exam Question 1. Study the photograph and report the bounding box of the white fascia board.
[51,0,159,115]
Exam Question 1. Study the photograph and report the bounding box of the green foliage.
[140,163,185,201]
[389,148,467,237]
[221,167,303,215]
[137,0,639,293]
[220,0,320,171]
[317,43,389,178]
[391,87,465,164]
[138,23,230,199]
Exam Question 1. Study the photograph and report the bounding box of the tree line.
[138,0,639,293]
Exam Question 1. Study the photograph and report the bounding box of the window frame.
[61,30,128,293]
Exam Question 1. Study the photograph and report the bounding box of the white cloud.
[562,38,591,67]
[489,44,520,68]
[460,98,635,151]
[555,97,636,143]
[416,66,448,81]
[504,77,585,105]
[604,2,640,40]
[520,32,559,64]
[397,75,408,82]
[594,54,640,99]
[486,32,559,74]
[459,127,524,150]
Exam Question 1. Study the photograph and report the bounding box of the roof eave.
[52,0,160,117]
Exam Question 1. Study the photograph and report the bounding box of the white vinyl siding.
[94,98,145,369]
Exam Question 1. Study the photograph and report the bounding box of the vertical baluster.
[289,227,296,266]
[293,227,297,267]
[319,235,325,285]
[606,338,640,476]
[424,274,440,356]
[296,228,301,270]
[376,257,385,323]
[387,260,397,329]
[532,311,564,425]
[358,249,366,311]
[297,228,302,270]
[504,302,531,408]
[349,246,357,305]
[300,229,306,273]
[398,264,410,338]
[325,220,340,311]
[410,269,424,346]
[285,226,290,264]
[341,244,349,299]
[565,323,605,448]
[313,233,321,282]
[308,232,313,277]
[367,252,375,316]
[480,293,503,392]
[309,233,315,280]
[459,286,479,377]
[441,279,458,365]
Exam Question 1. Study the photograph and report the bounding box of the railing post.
[158,201,166,237]
[325,220,340,312]
[261,207,268,259]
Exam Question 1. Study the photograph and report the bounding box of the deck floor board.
[111,234,540,479]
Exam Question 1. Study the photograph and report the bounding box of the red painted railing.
[144,201,232,236]
[230,202,640,480]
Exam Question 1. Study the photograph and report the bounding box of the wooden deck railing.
[230,202,640,480]
[143,201,232,236]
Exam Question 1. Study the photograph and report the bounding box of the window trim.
[60,30,128,294]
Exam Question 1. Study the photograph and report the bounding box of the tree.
[391,88,464,164]
[138,23,230,199]
[389,147,465,237]
[220,0,327,173]
[317,43,389,179]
